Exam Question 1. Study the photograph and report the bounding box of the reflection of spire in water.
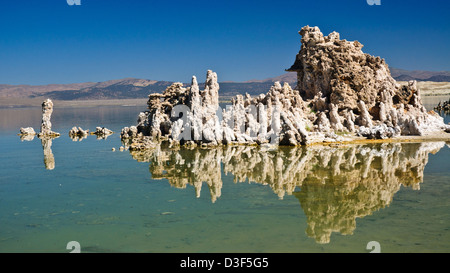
[294,142,445,244]
[129,141,445,242]
[39,136,57,170]
[146,146,223,203]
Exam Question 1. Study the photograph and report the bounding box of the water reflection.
[128,141,446,243]
[40,136,56,170]
[18,133,58,170]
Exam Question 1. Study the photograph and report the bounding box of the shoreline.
[0,93,448,109]
[313,133,450,146]
[0,83,448,108]
[0,98,149,108]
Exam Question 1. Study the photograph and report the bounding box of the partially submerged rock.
[69,127,89,138]
[19,127,36,135]
[121,26,450,149]
[18,127,36,141]
[68,127,89,141]
[93,127,114,139]
[434,99,450,112]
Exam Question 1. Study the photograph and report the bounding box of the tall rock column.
[38,99,60,137]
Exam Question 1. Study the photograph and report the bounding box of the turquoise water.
[0,103,449,253]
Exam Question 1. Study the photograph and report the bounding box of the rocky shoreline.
[119,26,450,150]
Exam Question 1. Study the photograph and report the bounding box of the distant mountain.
[389,68,450,82]
[42,78,173,100]
[424,75,450,82]
[248,68,450,84]
[0,78,173,100]
[0,68,448,101]
[244,72,297,84]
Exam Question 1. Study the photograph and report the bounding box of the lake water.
[0,99,449,253]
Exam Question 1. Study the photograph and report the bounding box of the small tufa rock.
[93,127,114,139]
[69,126,89,141]
[18,127,36,141]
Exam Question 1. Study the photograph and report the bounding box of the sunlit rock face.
[287,26,449,138]
[128,142,446,243]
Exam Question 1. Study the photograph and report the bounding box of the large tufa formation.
[121,26,450,148]
[121,70,322,148]
[286,26,449,139]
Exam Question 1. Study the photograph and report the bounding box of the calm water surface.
[0,100,449,253]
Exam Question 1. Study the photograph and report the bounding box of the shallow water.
[0,100,449,253]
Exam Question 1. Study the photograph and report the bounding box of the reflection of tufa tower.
[293,142,443,244]
[41,138,55,170]
[128,142,445,243]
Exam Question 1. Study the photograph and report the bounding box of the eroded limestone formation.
[127,142,445,243]
[120,26,449,148]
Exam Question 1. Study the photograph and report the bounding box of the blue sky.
[0,0,449,85]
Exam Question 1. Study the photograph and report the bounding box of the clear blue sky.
[0,0,449,85]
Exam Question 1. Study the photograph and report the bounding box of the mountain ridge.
[0,68,448,101]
